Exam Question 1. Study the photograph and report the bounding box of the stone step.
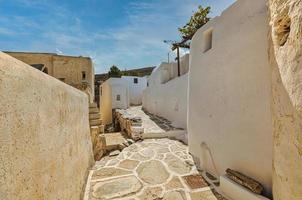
[90,119,102,126]
[105,132,127,151]
[89,107,99,114]
[89,113,101,120]
[89,102,98,108]
[99,124,105,133]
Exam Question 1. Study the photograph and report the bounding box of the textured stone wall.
[269,0,302,199]
[5,52,95,103]
[0,52,94,200]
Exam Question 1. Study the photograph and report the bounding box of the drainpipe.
[177,46,180,77]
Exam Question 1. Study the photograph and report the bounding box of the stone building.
[5,51,95,103]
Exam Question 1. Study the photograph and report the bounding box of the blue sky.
[0,0,235,73]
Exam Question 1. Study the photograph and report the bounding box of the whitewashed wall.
[142,55,189,129]
[188,0,272,196]
[100,76,147,125]
[122,76,147,105]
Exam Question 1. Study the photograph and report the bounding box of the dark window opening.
[43,67,48,74]
[203,29,213,52]
[30,64,48,74]
[116,94,121,101]
[59,78,65,82]
[134,78,138,84]
[82,71,86,80]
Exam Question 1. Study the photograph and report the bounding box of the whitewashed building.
[100,76,147,125]
[188,0,272,199]
[142,54,189,129]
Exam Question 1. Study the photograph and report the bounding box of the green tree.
[108,65,122,78]
[178,5,211,39]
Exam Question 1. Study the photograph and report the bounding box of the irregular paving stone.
[170,144,186,153]
[107,159,119,166]
[182,174,209,190]
[164,154,192,175]
[92,167,132,180]
[109,150,121,157]
[137,160,169,184]
[165,176,184,190]
[163,190,186,200]
[138,186,163,200]
[155,154,165,160]
[118,159,140,170]
[126,144,139,152]
[156,148,170,154]
[144,143,164,149]
[117,153,125,160]
[131,152,150,161]
[92,176,142,200]
[140,148,155,158]
[190,190,228,200]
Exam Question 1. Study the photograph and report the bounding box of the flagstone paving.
[84,138,228,200]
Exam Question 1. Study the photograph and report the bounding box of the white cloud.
[0,0,235,73]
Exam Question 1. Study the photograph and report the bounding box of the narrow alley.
[84,138,227,200]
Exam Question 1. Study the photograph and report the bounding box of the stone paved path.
[84,138,228,200]
[125,106,164,133]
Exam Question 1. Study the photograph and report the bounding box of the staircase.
[89,102,105,160]
[89,102,104,132]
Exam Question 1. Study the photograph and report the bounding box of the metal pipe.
[177,47,180,76]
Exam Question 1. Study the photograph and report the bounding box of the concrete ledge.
[220,175,270,200]
[142,130,187,144]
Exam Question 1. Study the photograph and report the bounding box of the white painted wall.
[188,0,272,196]
[100,76,147,125]
[142,54,189,129]
[122,76,147,105]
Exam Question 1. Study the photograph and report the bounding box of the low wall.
[0,52,94,199]
[143,73,188,129]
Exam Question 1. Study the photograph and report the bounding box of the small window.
[147,81,149,87]
[31,64,48,74]
[59,78,65,82]
[203,28,213,52]
[116,94,121,101]
[82,71,86,80]
[134,78,138,84]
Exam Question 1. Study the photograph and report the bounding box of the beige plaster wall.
[268,0,302,199]
[53,55,94,102]
[0,52,94,200]
[5,52,54,75]
[5,52,95,103]
[188,0,272,196]
[100,80,113,125]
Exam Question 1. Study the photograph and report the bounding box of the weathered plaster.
[5,51,95,103]
[268,0,302,199]
[0,52,94,199]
